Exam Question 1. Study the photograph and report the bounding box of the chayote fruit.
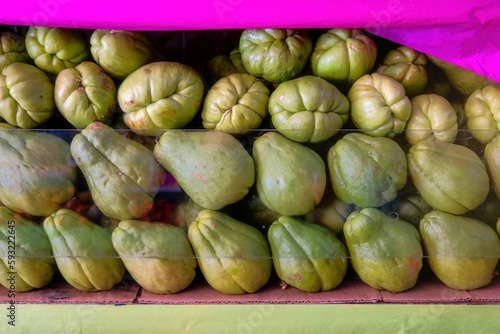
[245,190,281,231]
[154,130,255,210]
[485,135,500,200]
[344,208,423,292]
[407,140,489,215]
[405,94,458,145]
[55,61,117,129]
[464,85,500,145]
[268,75,350,143]
[381,193,432,228]
[347,73,411,137]
[118,61,205,136]
[311,28,377,92]
[239,29,312,83]
[44,208,125,291]
[202,73,270,133]
[253,132,326,216]
[205,48,248,85]
[0,129,76,216]
[0,32,31,72]
[268,216,348,292]
[465,192,500,230]
[25,26,89,75]
[111,219,197,294]
[70,122,166,220]
[328,133,407,208]
[0,206,56,292]
[420,210,500,290]
[172,198,207,232]
[0,62,55,128]
[188,209,272,295]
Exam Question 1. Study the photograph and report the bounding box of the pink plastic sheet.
[2,0,500,81]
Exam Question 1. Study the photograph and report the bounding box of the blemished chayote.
[202,73,270,133]
[268,75,350,143]
[0,130,76,216]
[311,28,377,92]
[205,48,248,85]
[328,133,407,208]
[188,209,272,295]
[111,220,197,294]
[154,130,255,211]
[343,208,423,292]
[70,122,166,220]
[268,216,348,292]
[405,94,458,145]
[25,26,89,75]
[0,206,56,292]
[239,29,312,83]
[118,61,205,136]
[347,73,411,138]
[485,135,500,200]
[0,32,31,72]
[90,29,162,80]
[43,209,125,291]
[0,62,55,128]
[407,140,489,215]
[464,85,500,145]
[55,61,117,129]
[253,132,326,216]
[420,210,500,291]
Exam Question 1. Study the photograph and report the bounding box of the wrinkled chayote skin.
[268,75,350,143]
[43,209,125,291]
[25,26,89,75]
[375,46,428,97]
[347,73,411,137]
[239,29,312,83]
[70,122,166,220]
[311,28,377,92]
[0,32,31,72]
[0,130,76,216]
[420,210,500,290]
[111,220,197,294]
[328,133,407,208]
[188,209,272,295]
[381,193,432,228]
[485,136,500,200]
[253,132,326,216]
[0,62,55,128]
[407,140,489,215]
[205,48,248,85]
[90,30,162,80]
[344,208,423,292]
[464,85,500,145]
[154,130,255,210]
[118,61,205,136]
[268,216,348,292]
[0,206,56,292]
[405,94,458,145]
[202,73,270,133]
[55,61,117,129]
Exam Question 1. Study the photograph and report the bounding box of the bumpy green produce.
[118,61,205,136]
[381,193,432,228]
[0,206,56,292]
[348,73,411,137]
[188,210,272,295]
[0,130,76,216]
[420,210,500,290]
[239,29,312,83]
[328,133,407,208]
[154,130,255,210]
[268,75,350,143]
[205,48,248,85]
[268,216,348,292]
[311,29,377,92]
[44,209,125,291]
[70,122,165,220]
[172,198,207,232]
[405,94,458,145]
[245,191,281,231]
[464,85,500,145]
[485,135,500,200]
[344,208,423,292]
[112,220,197,294]
[407,140,489,214]
[202,73,270,133]
[0,32,31,72]
[253,132,326,216]
[55,61,117,129]
[25,26,89,75]
[0,62,55,128]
